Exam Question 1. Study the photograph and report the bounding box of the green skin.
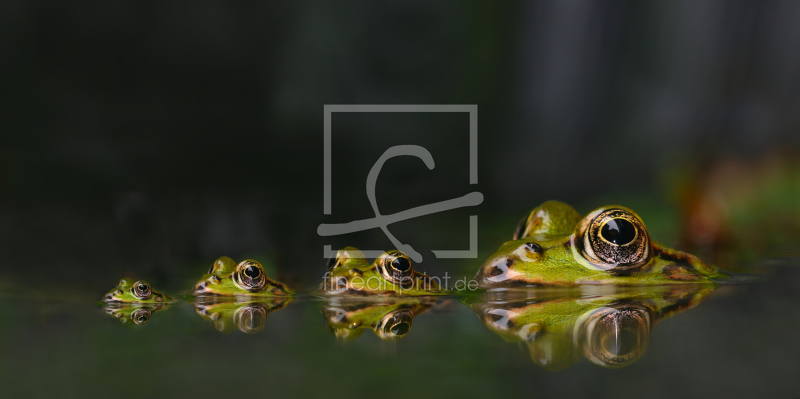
[100,278,174,304]
[475,201,726,287]
[102,303,167,325]
[322,297,434,340]
[470,284,716,370]
[191,297,292,334]
[189,256,294,297]
[318,247,444,296]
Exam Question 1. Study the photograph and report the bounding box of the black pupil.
[245,266,260,279]
[391,257,411,272]
[138,285,147,292]
[390,322,410,336]
[600,218,637,245]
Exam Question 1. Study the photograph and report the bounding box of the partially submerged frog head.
[100,278,173,304]
[319,247,442,296]
[190,257,294,297]
[322,298,434,340]
[476,200,725,287]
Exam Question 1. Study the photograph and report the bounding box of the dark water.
[2,260,799,399]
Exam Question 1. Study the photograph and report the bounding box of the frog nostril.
[486,258,514,278]
[524,242,543,253]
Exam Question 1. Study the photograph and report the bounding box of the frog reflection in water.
[103,303,167,325]
[319,247,443,296]
[191,298,292,334]
[322,298,434,340]
[100,278,173,303]
[470,285,715,370]
[476,201,726,287]
[190,257,294,297]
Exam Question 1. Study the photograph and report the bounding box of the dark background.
[1,0,799,294]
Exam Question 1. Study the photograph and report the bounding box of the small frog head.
[190,257,294,297]
[319,247,443,296]
[100,278,172,304]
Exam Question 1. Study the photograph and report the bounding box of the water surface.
[1,260,798,398]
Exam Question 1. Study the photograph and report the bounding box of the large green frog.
[100,278,173,303]
[319,247,443,296]
[470,284,715,370]
[475,201,726,287]
[189,257,294,297]
[321,297,434,340]
[191,297,292,334]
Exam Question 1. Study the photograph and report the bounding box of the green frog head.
[475,200,726,287]
[321,297,434,340]
[319,247,443,296]
[102,303,167,325]
[189,257,294,297]
[470,284,715,370]
[100,278,173,304]
[191,297,292,334]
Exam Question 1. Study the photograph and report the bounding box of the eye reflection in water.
[469,285,716,370]
[102,303,168,325]
[320,297,436,341]
[190,297,292,334]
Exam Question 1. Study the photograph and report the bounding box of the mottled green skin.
[318,247,444,296]
[476,201,725,287]
[100,278,173,304]
[322,297,434,340]
[191,297,291,334]
[189,256,294,297]
[102,303,167,325]
[470,284,715,370]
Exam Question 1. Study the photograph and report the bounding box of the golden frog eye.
[376,251,414,286]
[131,281,152,299]
[232,260,268,291]
[576,207,651,271]
[131,308,152,325]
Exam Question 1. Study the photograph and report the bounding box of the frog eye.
[131,308,152,325]
[376,251,414,286]
[512,214,528,240]
[232,260,268,291]
[326,254,340,270]
[131,281,152,299]
[576,207,651,271]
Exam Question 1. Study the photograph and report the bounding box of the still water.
[1,260,799,398]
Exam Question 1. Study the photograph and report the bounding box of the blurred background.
[1,0,799,294]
